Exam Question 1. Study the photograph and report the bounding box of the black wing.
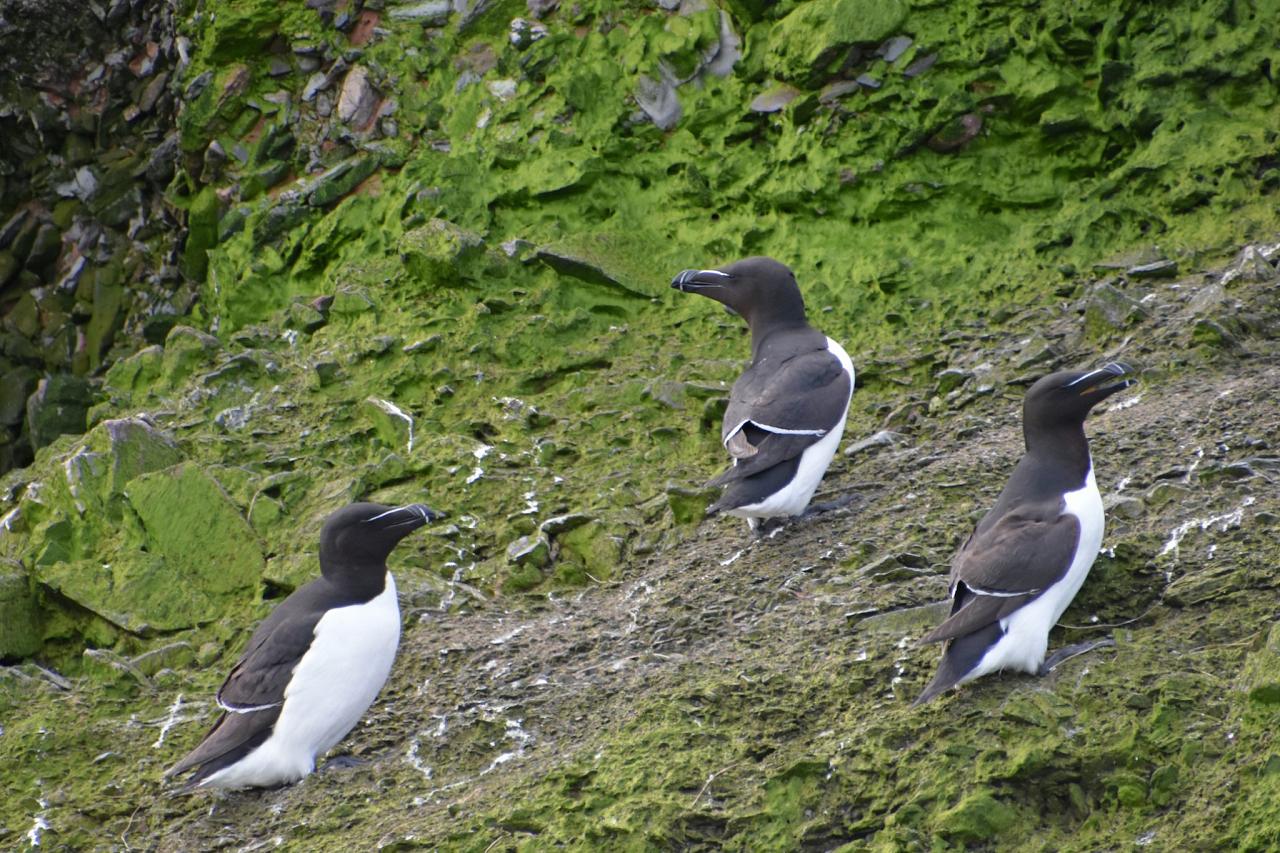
[166,580,336,782]
[920,504,1080,645]
[713,348,850,483]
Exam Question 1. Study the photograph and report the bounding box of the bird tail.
[912,622,1004,706]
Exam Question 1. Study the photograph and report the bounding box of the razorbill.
[914,362,1137,705]
[166,502,441,788]
[671,257,854,531]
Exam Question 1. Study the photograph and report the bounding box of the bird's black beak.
[671,268,734,292]
[1069,361,1138,400]
[367,503,444,532]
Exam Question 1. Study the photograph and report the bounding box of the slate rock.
[0,565,44,659]
[1083,282,1148,340]
[1241,621,1280,705]
[766,0,906,83]
[337,65,380,127]
[26,374,93,451]
[399,219,486,286]
[161,325,221,385]
[507,534,551,568]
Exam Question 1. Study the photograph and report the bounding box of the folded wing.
[921,505,1080,644]
[711,348,850,485]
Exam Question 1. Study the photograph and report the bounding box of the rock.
[387,0,453,23]
[540,513,595,537]
[750,83,802,113]
[534,249,644,298]
[399,219,486,286]
[855,553,930,582]
[286,300,329,333]
[1015,333,1059,369]
[931,789,1018,842]
[1221,245,1279,286]
[0,365,40,426]
[55,166,99,201]
[26,374,93,451]
[766,0,906,83]
[1241,621,1280,705]
[934,367,972,395]
[1104,494,1144,519]
[0,565,44,659]
[330,285,377,318]
[363,397,415,453]
[129,641,195,676]
[665,484,715,524]
[506,534,551,568]
[1083,282,1148,340]
[509,17,549,48]
[307,156,378,207]
[527,0,558,17]
[103,345,163,398]
[927,113,983,153]
[161,325,221,385]
[109,464,261,630]
[844,429,905,457]
[81,417,184,499]
[635,72,681,130]
[878,34,912,62]
[25,223,63,272]
[1144,482,1189,510]
[0,209,31,249]
[555,521,621,584]
[84,268,125,371]
[0,251,16,287]
[1127,259,1178,278]
[337,65,380,127]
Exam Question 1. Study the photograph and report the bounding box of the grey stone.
[337,65,379,127]
[934,367,972,395]
[507,534,551,568]
[388,0,452,23]
[540,513,595,536]
[26,374,93,450]
[635,71,681,130]
[0,566,43,659]
[903,52,938,78]
[844,429,905,457]
[1127,259,1178,278]
[878,35,912,62]
[1083,282,1148,339]
[750,83,801,113]
[1104,495,1144,519]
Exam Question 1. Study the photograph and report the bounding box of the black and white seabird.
[671,257,854,530]
[914,362,1137,705]
[166,502,441,788]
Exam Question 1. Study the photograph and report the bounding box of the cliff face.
[2,0,1279,849]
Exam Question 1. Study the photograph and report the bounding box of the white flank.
[962,467,1104,681]
[728,337,854,521]
[200,574,401,789]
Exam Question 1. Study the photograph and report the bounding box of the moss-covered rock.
[766,0,906,83]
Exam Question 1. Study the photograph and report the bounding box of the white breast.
[201,574,402,789]
[729,337,855,521]
[963,468,1104,680]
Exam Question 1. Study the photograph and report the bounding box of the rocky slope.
[2,0,1280,849]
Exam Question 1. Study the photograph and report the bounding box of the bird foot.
[1037,638,1116,675]
[748,517,788,538]
[801,493,859,517]
[321,755,367,773]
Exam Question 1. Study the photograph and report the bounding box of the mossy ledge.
[1,0,1280,849]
